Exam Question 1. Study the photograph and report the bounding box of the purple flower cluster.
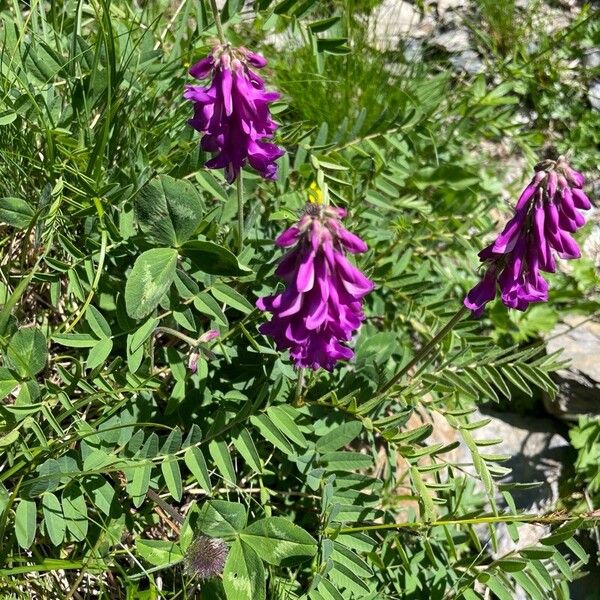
[184,45,284,183]
[184,535,228,580]
[465,157,592,316]
[257,205,374,371]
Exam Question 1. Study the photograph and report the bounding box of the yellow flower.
[307,182,323,204]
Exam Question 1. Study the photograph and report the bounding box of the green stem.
[380,305,468,393]
[207,0,226,44]
[237,170,244,253]
[154,326,200,348]
[293,368,305,407]
[337,511,597,535]
[146,488,184,525]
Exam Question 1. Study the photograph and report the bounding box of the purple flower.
[257,204,374,371]
[187,329,220,372]
[184,45,284,183]
[465,156,592,316]
[184,535,228,580]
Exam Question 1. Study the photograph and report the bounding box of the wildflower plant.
[0,1,599,599]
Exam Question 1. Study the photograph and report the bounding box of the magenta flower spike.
[257,204,374,371]
[465,156,592,316]
[184,45,285,183]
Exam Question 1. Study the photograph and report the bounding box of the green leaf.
[85,305,111,338]
[42,492,65,546]
[182,241,251,277]
[483,575,513,600]
[129,435,155,507]
[194,292,228,325]
[211,283,254,314]
[15,499,37,549]
[0,428,19,448]
[87,477,116,516]
[332,542,372,578]
[0,484,9,516]
[86,338,113,370]
[125,248,178,319]
[197,500,247,537]
[0,368,19,401]
[520,546,556,560]
[7,327,47,377]
[208,440,236,485]
[194,170,229,202]
[250,414,295,455]
[240,517,317,566]
[0,197,34,229]
[316,421,362,452]
[184,447,212,494]
[51,333,99,348]
[510,571,544,600]
[307,16,341,33]
[135,539,184,567]
[317,579,346,600]
[233,428,263,474]
[0,111,17,126]
[266,406,307,447]
[134,175,204,246]
[62,488,88,541]
[316,38,350,54]
[223,539,266,600]
[410,466,435,521]
[321,451,373,471]
[161,456,183,501]
[129,316,159,354]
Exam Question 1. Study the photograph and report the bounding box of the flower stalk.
[237,169,244,253]
[336,510,600,535]
[380,305,468,393]
[207,0,226,44]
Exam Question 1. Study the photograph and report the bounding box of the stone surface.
[449,49,484,74]
[396,407,570,510]
[368,0,423,50]
[589,80,600,112]
[430,28,471,53]
[544,316,600,420]
[476,408,570,510]
[436,0,469,14]
[583,225,600,268]
[403,38,424,62]
[583,47,600,70]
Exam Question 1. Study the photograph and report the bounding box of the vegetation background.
[0,0,599,598]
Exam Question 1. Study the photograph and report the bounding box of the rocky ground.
[368,0,599,108]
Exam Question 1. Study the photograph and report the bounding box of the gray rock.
[405,407,570,510]
[436,0,469,13]
[435,0,469,25]
[584,47,600,70]
[474,408,570,511]
[468,408,570,592]
[583,225,600,268]
[545,316,600,420]
[368,0,422,51]
[431,28,471,53]
[449,49,484,74]
[589,80,600,112]
[403,38,424,62]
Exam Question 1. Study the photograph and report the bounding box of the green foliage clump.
[0,0,599,598]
